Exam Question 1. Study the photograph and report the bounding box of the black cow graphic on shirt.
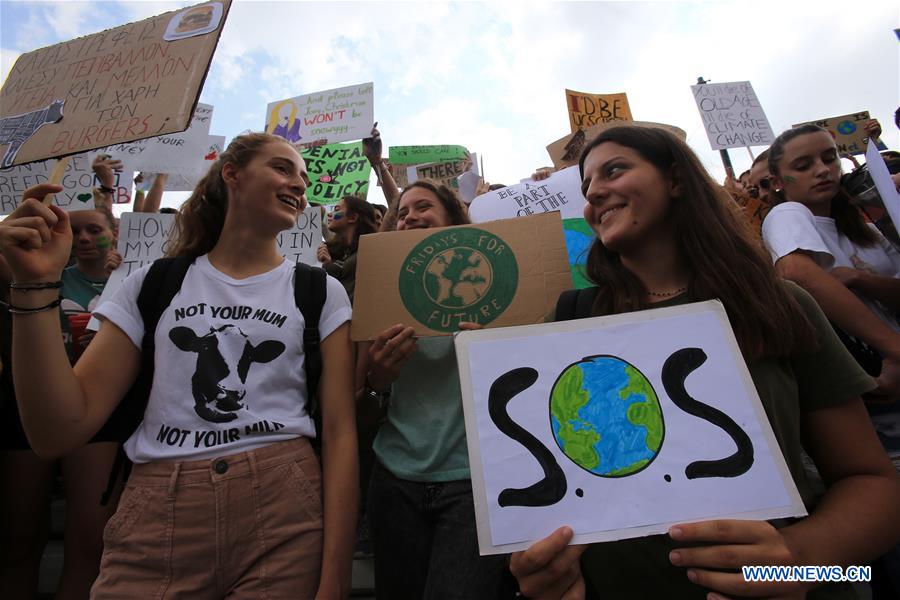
[170,324,286,423]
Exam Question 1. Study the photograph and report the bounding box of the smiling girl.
[0,132,357,598]
[509,125,900,600]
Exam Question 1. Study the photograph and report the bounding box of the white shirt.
[762,201,900,331]
[94,255,351,463]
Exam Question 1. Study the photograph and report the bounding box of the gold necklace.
[647,286,687,298]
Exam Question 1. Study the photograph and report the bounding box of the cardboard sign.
[351,211,574,340]
[691,81,775,150]
[102,103,215,174]
[0,152,134,215]
[792,111,888,157]
[407,158,472,189]
[565,89,633,133]
[301,141,370,205]
[469,166,585,222]
[546,121,687,170]
[0,0,231,167]
[265,82,374,146]
[455,301,805,554]
[388,145,469,165]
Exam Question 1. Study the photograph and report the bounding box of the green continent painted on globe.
[549,355,664,477]
[399,227,518,332]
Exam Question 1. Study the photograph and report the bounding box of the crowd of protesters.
[1,107,899,600]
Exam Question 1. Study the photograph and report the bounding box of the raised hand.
[0,184,71,283]
[362,124,382,166]
[91,155,123,189]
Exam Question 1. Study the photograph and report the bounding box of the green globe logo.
[400,228,518,332]
[550,355,664,477]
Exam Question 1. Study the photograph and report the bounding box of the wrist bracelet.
[1,296,62,314]
[10,280,62,291]
[98,184,115,194]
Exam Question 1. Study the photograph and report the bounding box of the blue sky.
[1,0,898,208]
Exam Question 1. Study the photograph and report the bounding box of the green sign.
[301,141,371,205]
[398,227,518,332]
[388,145,468,165]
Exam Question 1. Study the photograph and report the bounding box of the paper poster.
[102,103,215,175]
[793,111,888,157]
[138,134,225,192]
[691,81,775,150]
[546,121,687,170]
[865,140,900,237]
[275,207,324,266]
[0,0,231,166]
[565,89,633,133]
[301,141,370,205]
[265,82,374,147]
[469,166,585,222]
[351,212,574,340]
[0,152,135,215]
[455,301,806,554]
[388,145,469,165]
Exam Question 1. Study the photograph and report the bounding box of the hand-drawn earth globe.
[424,247,492,308]
[550,355,664,477]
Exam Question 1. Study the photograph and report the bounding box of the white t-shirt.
[762,201,900,331]
[94,255,352,463]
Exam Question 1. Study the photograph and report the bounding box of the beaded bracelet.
[9,280,62,291]
[1,296,63,315]
[98,184,116,194]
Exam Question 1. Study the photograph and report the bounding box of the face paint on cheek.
[96,236,111,249]
[783,175,796,183]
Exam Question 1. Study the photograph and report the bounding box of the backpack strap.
[293,262,328,452]
[100,256,194,504]
[554,287,599,321]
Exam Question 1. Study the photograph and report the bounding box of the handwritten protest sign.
[407,158,472,189]
[0,152,134,215]
[565,89,632,133]
[265,82,374,147]
[546,121,687,170]
[275,208,323,265]
[469,166,584,221]
[103,103,216,174]
[301,142,370,205]
[455,301,805,554]
[793,111,888,157]
[691,81,774,150]
[0,0,231,167]
[352,212,573,340]
[388,145,469,165]
[137,134,225,192]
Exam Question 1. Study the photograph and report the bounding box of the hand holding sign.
[509,527,586,600]
[0,184,72,284]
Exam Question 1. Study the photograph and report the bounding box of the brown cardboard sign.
[792,111,886,157]
[546,121,687,170]
[565,89,632,133]
[351,212,574,340]
[0,0,231,167]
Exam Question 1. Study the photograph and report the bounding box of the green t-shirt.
[373,335,471,482]
[578,282,875,600]
[59,266,107,359]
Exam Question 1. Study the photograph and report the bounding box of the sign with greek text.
[0,152,134,215]
[388,145,469,165]
[792,111,888,157]
[691,81,775,150]
[265,82,374,147]
[565,89,632,133]
[0,0,231,167]
[455,301,805,554]
[301,141,370,205]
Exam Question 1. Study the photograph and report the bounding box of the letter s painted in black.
[488,367,567,507]
[662,348,754,479]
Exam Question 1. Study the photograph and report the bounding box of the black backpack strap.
[100,256,194,504]
[293,263,328,450]
[554,287,599,322]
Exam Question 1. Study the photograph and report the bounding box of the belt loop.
[247,451,262,490]
[167,462,182,499]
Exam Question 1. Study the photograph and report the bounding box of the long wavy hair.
[167,133,283,257]
[328,194,378,255]
[767,124,876,247]
[384,179,470,231]
[579,125,817,360]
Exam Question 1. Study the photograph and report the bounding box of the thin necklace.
[647,286,687,298]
